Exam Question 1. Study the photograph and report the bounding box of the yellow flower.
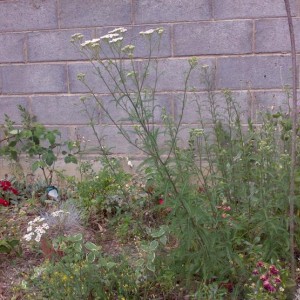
[62,274,68,281]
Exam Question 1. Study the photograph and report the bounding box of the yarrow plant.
[70,25,299,298]
[23,205,82,244]
[23,216,49,243]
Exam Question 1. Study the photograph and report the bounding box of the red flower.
[252,269,259,275]
[256,261,264,268]
[0,180,19,195]
[0,180,11,191]
[269,265,279,275]
[0,198,9,206]
[158,198,164,205]
[260,274,268,282]
[263,280,276,292]
[274,277,281,284]
[9,187,19,195]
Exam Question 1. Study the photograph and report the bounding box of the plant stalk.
[284,0,298,280]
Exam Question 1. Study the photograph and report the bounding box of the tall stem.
[284,0,298,280]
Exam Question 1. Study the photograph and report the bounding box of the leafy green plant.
[27,233,141,299]
[77,158,131,215]
[0,105,78,185]
[0,238,21,255]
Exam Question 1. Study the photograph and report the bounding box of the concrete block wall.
[0,0,300,173]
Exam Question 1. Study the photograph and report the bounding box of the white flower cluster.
[70,33,84,43]
[100,33,120,41]
[108,27,127,34]
[51,209,70,217]
[121,45,135,52]
[81,38,101,48]
[109,37,123,44]
[139,27,164,36]
[99,27,128,45]
[23,216,49,243]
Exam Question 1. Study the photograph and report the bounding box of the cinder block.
[214,0,297,19]
[75,125,141,155]
[176,91,250,125]
[68,61,141,94]
[255,18,300,53]
[100,93,174,125]
[28,29,93,62]
[0,97,29,124]
[174,21,253,56]
[1,64,67,94]
[0,0,57,32]
[31,95,94,125]
[59,0,132,28]
[95,25,172,58]
[135,0,211,23]
[216,56,292,89]
[143,58,216,92]
[253,91,290,112]
[0,33,25,63]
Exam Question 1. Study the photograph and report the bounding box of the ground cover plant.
[0,25,299,300]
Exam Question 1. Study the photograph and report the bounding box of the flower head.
[260,274,268,282]
[0,180,19,195]
[100,33,119,41]
[70,33,84,42]
[263,280,276,292]
[252,269,259,275]
[121,45,135,53]
[269,265,279,275]
[256,261,264,268]
[139,29,155,36]
[109,37,123,44]
[0,198,9,206]
[81,38,100,48]
[108,27,127,34]
[0,180,11,191]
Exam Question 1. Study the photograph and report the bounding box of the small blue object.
[46,186,59,201]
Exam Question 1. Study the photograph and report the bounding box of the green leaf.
[46,132,56,145]
[85,241,100,252]
[8,140,17,148]
[0,245,11,254]
[0,241,12,253]
[87,252,96,263]
[146,262,155,272]
[159,235,167,245]
[135,258,144,267]
[10,150,18,161]
[141,244,149,252]
[106,262,116,270]
[8,240,19,248]
[150,227,165,238]
[69,233,83,242]
[43,151,56,166]
[32,161,42,171]
[149,240,158,251]
[64,155,78,164]
[9,129,20,135]
[21,130,32,139]
[74,242,82,252]
[147,251,155,263]
[32,135,40,145]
